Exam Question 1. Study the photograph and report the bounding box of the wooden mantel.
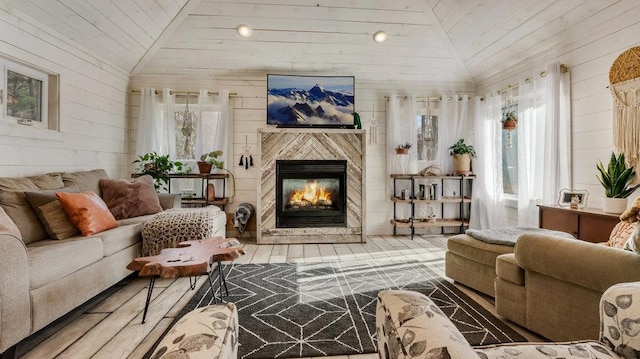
[257,127,366,244]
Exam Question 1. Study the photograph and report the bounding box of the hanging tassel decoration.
[239,155,244,166]
[249,155,254,167]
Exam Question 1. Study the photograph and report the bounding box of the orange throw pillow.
[56,191,117,236]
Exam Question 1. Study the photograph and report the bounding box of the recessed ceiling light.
[236,24,253,37]
[373,31,387,43]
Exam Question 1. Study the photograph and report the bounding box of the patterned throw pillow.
[99,175,162,220]
[607,221,636,248]
[56,191,118,236]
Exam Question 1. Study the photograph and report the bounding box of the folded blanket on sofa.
[465,227,575,246]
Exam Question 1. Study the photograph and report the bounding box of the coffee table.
[126,237,243,323]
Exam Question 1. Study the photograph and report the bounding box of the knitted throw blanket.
[465,227,575,247]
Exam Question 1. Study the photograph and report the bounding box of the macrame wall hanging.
[609,46,640,183]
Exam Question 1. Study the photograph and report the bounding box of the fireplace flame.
[289,181,333,207]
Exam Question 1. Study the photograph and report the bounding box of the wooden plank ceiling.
[2,0,639,85]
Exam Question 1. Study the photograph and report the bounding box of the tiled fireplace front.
[257,128,366,244]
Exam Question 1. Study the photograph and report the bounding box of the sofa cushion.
[117,213,157,226]
[91,224,141,256]
[0,173,64,191]
[60,169,109,197]
[25,186,80,240]
[447,234,514,267]
[496,253,524,285]
[27,237,104,289]
[0,206,20,238]
[99,175,162,220]
[0,191,48,244]
[607,221,635,248]
[57,191,118,236]
[0,173,65,244]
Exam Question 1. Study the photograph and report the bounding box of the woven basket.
[609,46,640,85]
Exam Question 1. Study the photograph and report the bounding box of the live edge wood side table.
[126,237,244,323]
[538,205,621,243]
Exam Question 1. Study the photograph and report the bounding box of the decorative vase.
[197,161,212,174]
[602,197,627,214]
[452,154,471,174]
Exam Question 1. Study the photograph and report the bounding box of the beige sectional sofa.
[495,233,640,342]
[0,169,184,357]
[447,231,640,342]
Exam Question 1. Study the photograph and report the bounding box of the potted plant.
[395,142,412,154]
[596,152,639,214]
[133,152,184,191]
[198,150,224,174]
[449,139,476,174]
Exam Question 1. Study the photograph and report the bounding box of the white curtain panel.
[136,88,160,156]
[469,95,506,229]
[517,62,571,226]
[162,88,176,158]
[386,94,418,175]
[437,94,469,175]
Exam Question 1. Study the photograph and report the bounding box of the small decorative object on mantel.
[395,142,412,154]
[449,138,476,175]
[596,151,639,214]
[558,188,589,209]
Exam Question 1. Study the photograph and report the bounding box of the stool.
[142,206,227,256]
[150,303,238,359]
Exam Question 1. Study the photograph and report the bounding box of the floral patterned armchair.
[376,282,640,359]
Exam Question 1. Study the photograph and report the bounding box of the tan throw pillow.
[57,191,118,236]
[607,221,636,248]
[25,186,80,240]
[0,206,21,239]
[99,175,162,220]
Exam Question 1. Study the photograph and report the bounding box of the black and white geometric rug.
[156,261,526,359]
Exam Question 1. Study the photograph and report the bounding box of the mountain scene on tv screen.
[267,81,354,125]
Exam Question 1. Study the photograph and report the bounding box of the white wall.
[0,6,130,179]
[476,20,640,220]
[130,74,474,234]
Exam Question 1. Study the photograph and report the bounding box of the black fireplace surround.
[276,160,347,228]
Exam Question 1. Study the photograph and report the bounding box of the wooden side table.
[538,205,621,243]
[126,237,244,323]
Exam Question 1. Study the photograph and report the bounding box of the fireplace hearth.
[276,160,347,228]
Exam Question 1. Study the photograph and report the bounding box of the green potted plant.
[395,142,412,154]
[198,150,224,174]
[449,139,476,174]
[596,152,639,214]
[133,152,184,191]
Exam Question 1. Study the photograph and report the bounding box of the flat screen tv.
[267,74,355,127]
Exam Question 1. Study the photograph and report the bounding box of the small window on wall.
[0,58,59,130]
[416,102,438,161]
[502,97,518,195]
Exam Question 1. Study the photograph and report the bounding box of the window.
[501,98,518,194]
[173,95,220,161]
[0,58,58,129]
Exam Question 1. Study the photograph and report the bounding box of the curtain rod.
[130,89,238,97]
[384,95,463,102]
[494,64,568,95]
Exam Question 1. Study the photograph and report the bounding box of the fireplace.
[276,160,347,228]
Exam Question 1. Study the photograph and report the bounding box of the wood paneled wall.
[0,5,130,179]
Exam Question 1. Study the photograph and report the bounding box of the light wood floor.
[15,234,542,359]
